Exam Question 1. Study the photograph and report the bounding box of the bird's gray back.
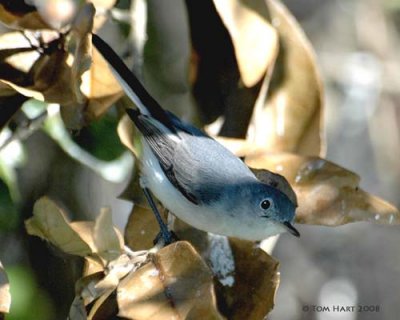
[172,131,256,204]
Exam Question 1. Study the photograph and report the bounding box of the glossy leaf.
[249,0,324,156]
[26,197,125,260]
[93,207,124,261]
[84,46,123,121]
[124,205,165,251]
[0,0,49,29]
[171,221,280,320]
[0,4,121,129]
[246,152,400,226]
[186,0,262,138]
[213,0,278,87]
[117,241,224,320]
[25,197,94,257]
[216,239,280,320]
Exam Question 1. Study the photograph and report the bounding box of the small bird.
[92,34,300,243]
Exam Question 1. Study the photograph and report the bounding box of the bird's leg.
[142,187,176,245]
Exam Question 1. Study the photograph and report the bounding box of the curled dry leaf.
[246,152,400,226]
[25,196,94,257]
[26,197,124,261]
[215,239,280,320]
[249,0,324,156]
[84,46,123,121]
[0,0,49,29]
[213,0,278,88]
[124,205,166,251]
[117,241,224,320]
[72,3,123,122]
[0,30,85,127]
[186,0,262,138]
[125,212,280,319]
[0,4,122,129]
[93,207,124,261]
[0,261,11,315]
[72,248,152,319]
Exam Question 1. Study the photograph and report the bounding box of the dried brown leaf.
[75,254,135,316]
[26,197,125,260]
[93,207,124,261]
[25,197,94,257]
[0,1,50,30]
[87,288,116,320]
[216,239,280,320]
[84,47,123,120]
[69,221,97,253]
[33,48,78,104]
[0,4,120,129]
[0,31,85,127]
[124,205,164,251]
[71,3,123,121]
[83,256,105,277]
[186,0,262,137]
[74,271,106,305]
[70,3,95,103]
[246,153,400,226]
[117,112,138,157]
[0,262,10,315]
[117,241,223,320]
[250,0,324,156]
[213,0,278,87]
[70,220,124,262]
[171,217,211,256]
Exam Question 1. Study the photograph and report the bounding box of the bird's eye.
[260,199,271,210]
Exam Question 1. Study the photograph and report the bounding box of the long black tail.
[92,34,176,133]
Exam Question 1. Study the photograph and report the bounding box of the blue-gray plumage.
[92,34,300,242]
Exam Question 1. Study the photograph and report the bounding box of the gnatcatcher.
[92,34,300,243]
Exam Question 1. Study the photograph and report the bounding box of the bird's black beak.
[283,221,300,237]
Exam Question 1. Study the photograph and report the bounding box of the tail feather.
[92,34,176,133]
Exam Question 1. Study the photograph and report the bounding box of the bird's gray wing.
[171,131,256,205]
[130,110,200,205]
[129,110,255,206]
